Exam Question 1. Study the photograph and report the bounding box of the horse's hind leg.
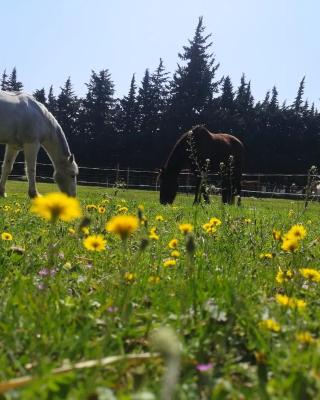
[23,143,40,198]
[0,145,19,197]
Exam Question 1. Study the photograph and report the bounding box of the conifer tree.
[168,17,220,134]
[235,74,254,113]
[269,86,279,111]
[219,76,234,110]
[33,88,47,105]
[7,67,23,91]
[1,69,9,91]
[150,58,170,131]
[293,76,305,112]
[120,74,139,136]
[81,69,116,140]
[56,77,79,137]
[47,85,58,116]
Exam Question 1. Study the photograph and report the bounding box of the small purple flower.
[196,363,213,372]
[38,268,50,277]
[107,306,118,313]
[50,268,58,276]
[36,282,46,291]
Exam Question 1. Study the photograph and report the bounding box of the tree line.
[1,17,319,173]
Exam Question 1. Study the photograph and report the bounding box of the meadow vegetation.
[1,181,320,399]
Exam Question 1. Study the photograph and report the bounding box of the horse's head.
[158,168,178,205]
[53,154,79,197]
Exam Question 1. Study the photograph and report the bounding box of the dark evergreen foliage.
[1,19,319,174]
[7,67,23,92]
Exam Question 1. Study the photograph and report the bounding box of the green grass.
[1,180,320,399]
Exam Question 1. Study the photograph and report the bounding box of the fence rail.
[1,161,319,200]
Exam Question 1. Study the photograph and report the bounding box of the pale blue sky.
[1,0,319,106]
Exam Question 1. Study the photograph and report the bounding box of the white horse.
[0,90,78,197]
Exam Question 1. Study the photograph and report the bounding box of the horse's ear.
[68,154,74,163]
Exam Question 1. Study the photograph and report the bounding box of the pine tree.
[7,67,23,92]
[56,77,79,137]
[81,69,116,140]
[235,74,254,114]
[293,76,305,112]
[33,88,47,105]
[1,69,9,91]
[168,17,220,133]
[137,69,154,134]
[219,76,234,110]
[120,74,139,135]
[268,86,279,112]
[47,85,58,116]
[150,58,170,131]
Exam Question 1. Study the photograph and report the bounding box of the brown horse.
[159,125,244,205]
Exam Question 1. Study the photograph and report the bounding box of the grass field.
[1,180,320,399]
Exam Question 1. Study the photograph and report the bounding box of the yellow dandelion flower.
[31,192,82,222]
[288,209,294,217]
[171,250,180,258]
[1,232,13,241]
[148,275,160,284]
[81,226,90,235]
[179,223,193,235]
[296,331,315,344]
[276,294,306,309]
[117,206,128,214]
[149,232,160,240]
[244,218,252,224]
[272,229,282,241]
[209,217,222,226]
[86,204,97,212]
[106,215,139,240]
[98,205,106,214]
[68,228,76,235]
[281,238,299,252]
[299,268,320,282]
[259,319,281,332]
[124,272,136,282]
[168,239,178,249]
[275,294,290,306]
[295,299,307,309]
[163,259,177,267]
[259,253,274,259]
[83,234,106,252]
[138,204,144,212]
[155,215,164,222]
[276,268,293,284]
[287,224,307,240]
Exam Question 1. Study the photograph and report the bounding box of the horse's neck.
[165,137,187,175]
[42,126,70,169]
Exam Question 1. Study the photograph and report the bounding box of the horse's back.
[191,129,244,167]
[0,91,48,145]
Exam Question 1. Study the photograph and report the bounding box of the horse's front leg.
[23,143,40,198]
[0,145,19,197]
